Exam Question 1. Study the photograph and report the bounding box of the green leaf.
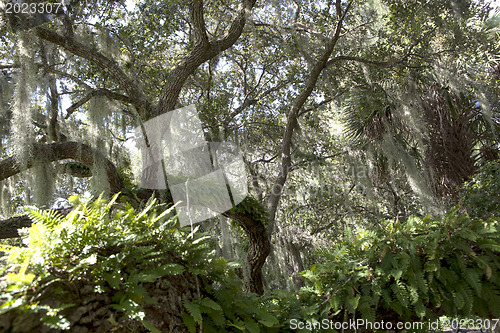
[184,301,202,324]
[182,312,197,333]
[161,263,185,275]
[129,270,164,283]
[135,198,157,221]
[346,294,361,313]
[244,319,260,333]
[208,308,226,327]
[199,297,222,312]
[256,311,279,327]
[464,268,482,296]
[103,271,121,289]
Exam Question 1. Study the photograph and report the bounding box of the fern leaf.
[413,300,426,319]
[381,289,392,306]
[391,281,409,308]
[184,301,202,324]
[463,268,482,296]
[346,294,360,313]
[415,271,428,297]
[407,285,419,305]
[254,309,279,327]
[207,308,226,327]
[160,263,185,275]
[390,300,404,316]
[244,319,260,333]
[358,299,376,322]
[182,312,197,333]
[135,197,157,221]
[475,256,493,280]
[27,208,63,228]
[199,297,222,312]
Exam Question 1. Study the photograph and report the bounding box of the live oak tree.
[0,0,499,296]
[0,0,272,294]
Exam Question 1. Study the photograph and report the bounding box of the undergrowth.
[1,192,499,332]
[0,194,279,332]
[266,210,500,332]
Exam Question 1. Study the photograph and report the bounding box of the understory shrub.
[460,160,500,219]
[2,194,499,333]
[267,210,500,332]
[0,194,279,332]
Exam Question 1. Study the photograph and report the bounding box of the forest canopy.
[0,0,499,332]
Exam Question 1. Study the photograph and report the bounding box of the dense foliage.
[2,194,500,332]
[302,212,499,318]
[0,195,279,332]
[460,161,500,219]
[0,0,499,331]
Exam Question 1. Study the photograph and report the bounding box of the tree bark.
[0,142,124,193]
[224,209,270,295]
[35,27,152,116]
[152,0,269,295]
[287,239,305,289]
[157,0,257,115]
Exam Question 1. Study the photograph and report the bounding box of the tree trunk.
[224,209,270,295]
[268,0,349,232]
[287,239,305,290]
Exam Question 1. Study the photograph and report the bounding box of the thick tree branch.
[0,142,124,194]
[191,0,210,46]
[35,27,151,115]
[0,214,35,239]
[0,207,73,240]
[210,0,256,52]
[0,142,123,239]
[157,0,257,114]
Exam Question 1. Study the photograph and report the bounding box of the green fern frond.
[26,208,63,228]
[391,281,409,308]
[199,297,222,312]
[182,312,197,333]
[463,268,482,296]
[183,300,202,324]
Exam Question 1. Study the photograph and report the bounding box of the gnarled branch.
[157,0,257,114]
[35,27,151,115]
[0,142,123,193]
[268,0,352,232]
